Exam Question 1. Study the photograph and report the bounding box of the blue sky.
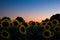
[0,0,60,22]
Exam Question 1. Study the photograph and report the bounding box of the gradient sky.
[0,0,60,22]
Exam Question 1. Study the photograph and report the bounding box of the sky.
[0,0,60,22]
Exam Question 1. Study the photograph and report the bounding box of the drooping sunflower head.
[16,17,25,23]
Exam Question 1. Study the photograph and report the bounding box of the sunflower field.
[0,14,60,40]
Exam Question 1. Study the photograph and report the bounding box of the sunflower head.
[1,30,10,39]
[40,22,47,27]
[42,30,54,39]
[54,26,60,32]
[12,19,21,28]
[52,19,59,25]
[47,21,52,26]
[22,22,30,28]
[36,22,40,27]
[19,25,27,35]
[44,25,51,30]
[1,19,11,28]
[29,21,36,27]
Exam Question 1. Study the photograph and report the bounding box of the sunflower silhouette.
[50,14,60,23]
[16,17,25,23]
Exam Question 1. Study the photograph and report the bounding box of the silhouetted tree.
[16,17,25,23]
[50,14,60,22]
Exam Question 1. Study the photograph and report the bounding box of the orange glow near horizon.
[9,15,50,22]
[22,15,50,22]
[0,13,51,23]
[6,12,51,22]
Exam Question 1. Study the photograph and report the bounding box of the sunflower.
[1,19,11,28]
[50,14,60,23]
[19,25,27,35]
[55,23,60,27]
[12,19,21,28]
[36,22,40,27]
[52,19,59,25]
[46,21,52,26]
[44,25,51,30]
[22,22,30,28]
[29,21,37,27]
[1,30,11,40]
[1,17,11,22]
[40,22,47,27]
[54,26,60,32]
[42,30,54,39]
